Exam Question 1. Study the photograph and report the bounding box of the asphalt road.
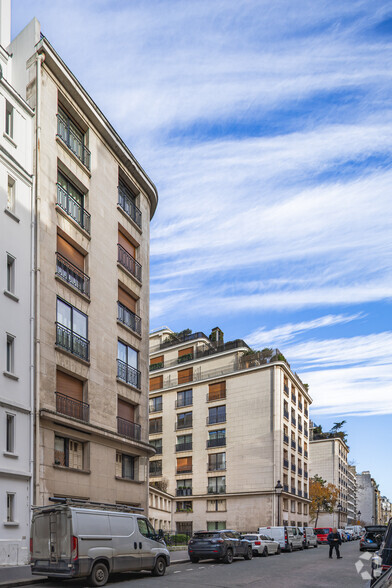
[24,541,372,588]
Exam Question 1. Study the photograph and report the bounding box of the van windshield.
[137,518,156,539]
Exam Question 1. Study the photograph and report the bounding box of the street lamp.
[275,480,283,526]
[337,503,342,528]
[357,510,361,525]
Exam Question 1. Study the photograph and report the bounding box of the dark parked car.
[360,525,387,552]
[372,519,392,583]
[188,530,253,563]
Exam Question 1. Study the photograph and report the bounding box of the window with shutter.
[208,381,226,401]
[118,286,136,313]
[57,235,84,270]
[150,375,163,391]
[178,368,193,384]
[118,231,136,258]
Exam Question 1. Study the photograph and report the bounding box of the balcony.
[150,467,162,477]
[304,408,308,417]
[117,301,141,336]
[291,440,296,450]
[283,434,289,445]
[284,410,289,420]
[304,450,308,458]
[176,488,192,497]
[291,487,296,495]
[283,459,289,469]
[175,399,192,409]
[178,353,193,364]
[176,442,193,452]
[283,484,289,492]
[208,463,226,472]
[298,423,303,432]
[117,244,142,282]
[176,465,192,474]
[207,437,226,448]
[57,111,91,169]
[206,415,226,425]
[117,416,141,441]
[149,422,162,435]
[291,416,296,426]
[298,446,303,455]
[117,358,141,389]
[207,485,226,495]
[150,362,164,371]
[56,253,90,297]
[56,183,91,233]
[176,420,193,430]
[149,403,163,413]
[304,492,308,499]
[284,384,289,396]
[298,401,303,411]
[56,322,89,361]
[298,467,303,476]
[55,392,89,422]
[304,471,308,479]
[292,394,297,404]
[297,490,303,497]
[304,428,308,437]
[291,464,296,473]
[207,390,226,402]
[118,184,142,228]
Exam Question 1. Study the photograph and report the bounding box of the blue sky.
[12,1,392,497]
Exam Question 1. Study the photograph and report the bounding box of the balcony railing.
[176,465,192,474]
[283,459,289,469]
[304,408,308,417]
[291,487,296,495]
[207,485,226,494]
[298,402,303,411]
[291,464,296,473]
[304,472,308,479]
[297,489,303,497]
[207,390,226,402]
[178,353,193,364]
[175,399,193,409]
[292,416,296,426]
[55,392,89,422]
[283,484,289,492]
[304,450,308,458]
[176,488,192,496]
[149,422,162,435]
[298,446,303,455]
[150,362,164,371]
[207,437,226,448]
[207,463,226,472]
[117,301,141,335]
[150,467,162,477]
[176,420,193,430]
[117,359,141,389]
[56,252,90,297]
[118,185,142,228]
[149,403,163,413]
[283,434,289,444]
[56,322,89,361]
[117,244,142,282]
[152,446,162,455]
[292,395,297,404]
[57,111,91,169]
[117,416,141,441]
[304,428,308,437]
[206,415,226,425]
[291,440,296,449]
[298,423,303,432]
[284,384,289,396]
[304,491,308,499]
[176,442,192,452]
[56,184,91,233]
[298,467,303,476]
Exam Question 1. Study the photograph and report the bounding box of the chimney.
[0,0,11,49]
[210,327,224,345]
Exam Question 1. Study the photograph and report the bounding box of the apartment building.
[148,486,174,531]
[309,433,349,528]
[380,496,392,526]
[10,16,157,508]
[347,465,357,524]
[356,471,380,525]
[148,327,312,534]
[0,1,34,565]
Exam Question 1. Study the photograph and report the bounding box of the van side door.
[109,514,140,572]
[137,518,158,570]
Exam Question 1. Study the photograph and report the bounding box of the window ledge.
[4,290,19,302]
[117,262,142,287]
[3,451,18,459]
[3,132,17,148]
[53,464,91,475]
[55,345,90,366]
[55,275,90,303]
[116,377,141,393]
[117,204,142,234]
[115,476,144,484]
[55,204,91,240]
[3,521,19,527]
[3,371,19,381]
[4,208,20,223]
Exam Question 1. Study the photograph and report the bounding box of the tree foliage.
[309,475,339,527]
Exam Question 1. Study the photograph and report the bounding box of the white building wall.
[356,472,375,526]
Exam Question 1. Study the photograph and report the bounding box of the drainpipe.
[29,171,35,515]
[34,52,45,506]
[271,365,276,526]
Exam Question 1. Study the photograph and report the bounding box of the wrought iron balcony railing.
[57,184,91,233]
[117,244,142,282]
[207,390,226,402]
[207,437,226,448]
[283,459,289,469]
[55,252,90,297]
[149,422,162,435]
[178,353,193,364]
[206,415,226,425]
[55,391,89,422]
[298,467,303,476]
[292,416,297,426]
[283,434,289,444]
[149,467,163,477]
[150,362,164,371]
[291,464,296,473]
[117,358,141,389]
[298,402,303,411]
[283,484,289,492]
[176,465,192,474]
[117,301,141,335]
[291,440,296,449]
[284,410,289,420]
[291,487,296,494]
[176,488,192,496]
[152,446,162,455]
[57,111,91,169]
[298,423,303,432]
[176,442,192,452]
[175,420,193,430]
[284,384,289,395]
[118,185,142,228]
[175,398,193,409]
[292,394,297,403]
[304,450,308,458]
[56,322,89,361]
[117,416,141,441]
[207,463,226,472]
[207,485,226,494]
[298,446,303,455]
[149,403,163,413]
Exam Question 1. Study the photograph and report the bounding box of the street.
[22,542,371,588]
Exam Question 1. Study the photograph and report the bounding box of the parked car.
[242,533,281,556]
[346,525,362,539]
[338,528,348,542]
[298,527,318,549]
[360,525,388,552]
[371,519,392,583]
[314,527,333,544]
[188,530,252,563]
[371,565,392,588]
[30,499,170,585]
[258,526,303,552]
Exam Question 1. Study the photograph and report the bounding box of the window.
[57,106,90,168]
[56,234,89,296]
[149,417,162,434]
[118,230,141,281]
[207,429,226,448]
[298,503,302,514]
[6,254,15,294]
[178,347,193,363]
[6,414,15,453]
[291,500,296,513]
[116,453,135,480]
[176,433,192,451]
[149,396,162,413]
[118,286,140,334]
[176,389,192,408]
[177,411,192,430]
[150,438,162,454]
[208,405,226,425]
[176,500,192,512]
[5,101,13,138]
[6,493,15,522]
[178,367,192,384]
[207,476,226,494]
[56,298,89,360]
[207,499,226,512]
[149,460,162,476]
[207,521,226,531]
[118,177,141,228]
[283,498,289,512]
[150,355,164,370]
[7,176,15,211]
[6,334,14,373]
[208,381,226,401]
[54,435,84,470]
[57,170,90,232]
[177,479,192,493]
[176,456,192,473]
[208,452,226,471]
[117,341,140,388]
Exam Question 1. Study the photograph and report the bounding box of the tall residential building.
[148,327,312,534]
[356,471,379,525]
[10,15,157,508]
[347,465,357,524]
[380,496,392,526]
[0,0,34,565]
[309,431,349,528]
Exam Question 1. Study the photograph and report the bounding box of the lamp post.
[337,502,342,528]
[357,510,361,525]
[275,480,283,526]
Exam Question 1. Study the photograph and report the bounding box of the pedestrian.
[327,528,342,559]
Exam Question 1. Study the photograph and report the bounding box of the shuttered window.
[177,457,192,472]
[150,355,164,367]
[118,231,136,258]
[117,399,135,421]
[208,381,226,401]
[57,234,84,270]
[178,368,193,384]
[150,375,163,391]
[178,347,193,357]
[118,286,136,313]
[56,370,83,401]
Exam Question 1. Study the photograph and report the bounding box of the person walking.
[327,528,342,559]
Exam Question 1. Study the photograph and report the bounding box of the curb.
[0,579,47,588]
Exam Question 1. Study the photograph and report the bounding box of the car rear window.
[193,532,219,539]
[315,529,330,534]
[243,535,258,540]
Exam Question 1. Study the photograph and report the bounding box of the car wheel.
[276,546,281,555]
[288,543,293,552]
[224,548,233,564]
[244,546,253,560]
[151,556,167,577]
[88,562,109,587]
[261,547,268,557]
[304,541,309,549]
[190,557,199,564]
[315,542,318,548]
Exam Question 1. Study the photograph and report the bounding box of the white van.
[298,526,318,549]
[258,526,303,552]
[30,499,170,586]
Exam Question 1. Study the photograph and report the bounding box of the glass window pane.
[118,341,127,363]
[127,346,138,368]
[73,308,87,338]
[57,299,71,328]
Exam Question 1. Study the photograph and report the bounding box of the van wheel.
[304,542,309,549]
[151,556,167,577]
[288,543,293,552]
[224,549,233,564]
[88,562,109,587]
[244,546,253,560]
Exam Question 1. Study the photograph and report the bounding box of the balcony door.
[57,371,83,402]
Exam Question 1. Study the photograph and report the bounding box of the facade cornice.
[310,437,349,452]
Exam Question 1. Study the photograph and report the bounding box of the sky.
[12,1,392,498]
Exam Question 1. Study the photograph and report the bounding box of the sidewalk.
[0,566,46,587]
[170,549,189,564]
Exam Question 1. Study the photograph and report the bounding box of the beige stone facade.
[148,328,312,534]
[148,486,174,531]
[11,19,157,509]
